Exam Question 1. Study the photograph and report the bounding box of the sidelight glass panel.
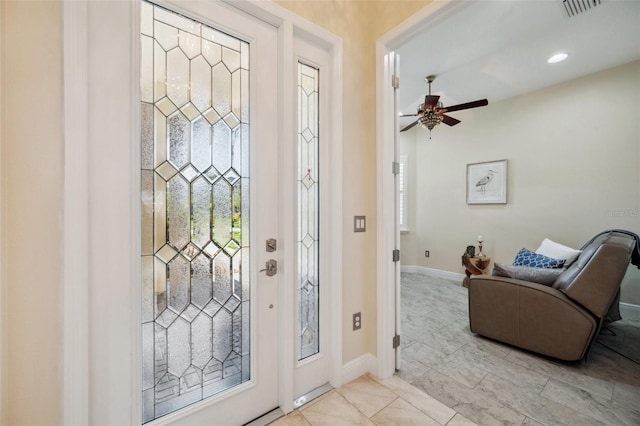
[297,63,320,360]
[140,1,250,422]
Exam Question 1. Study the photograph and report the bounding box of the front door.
[139,1,279,423]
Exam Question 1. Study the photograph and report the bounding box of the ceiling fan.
[400,75,488,138]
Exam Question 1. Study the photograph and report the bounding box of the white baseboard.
[620,302,640,320]
[341,353,377,384]
[401,265,465,281]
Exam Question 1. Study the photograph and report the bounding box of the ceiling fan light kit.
[400,75,488,139]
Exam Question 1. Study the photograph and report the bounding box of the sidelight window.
[297,62,320,360]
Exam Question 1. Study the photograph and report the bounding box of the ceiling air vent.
[563,0,602,17]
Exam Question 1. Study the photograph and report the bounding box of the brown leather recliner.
[468,231,637,361]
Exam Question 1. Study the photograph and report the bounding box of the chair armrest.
[468,276,597,361]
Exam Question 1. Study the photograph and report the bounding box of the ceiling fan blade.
[441,114,461,126]
[442,99,488,113]
[400,120,420,132]
[424,95,440,108]
[399,113,419,117]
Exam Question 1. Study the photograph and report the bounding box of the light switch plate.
[354,216,366,232]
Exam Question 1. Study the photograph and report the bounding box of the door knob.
[259,259,278,276]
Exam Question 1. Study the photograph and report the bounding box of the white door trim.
[375,0,462,379]
[375,46,396,380]
[62,0,342,422]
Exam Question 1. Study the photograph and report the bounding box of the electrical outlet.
[425,250,430,257]
[353,312,362,330]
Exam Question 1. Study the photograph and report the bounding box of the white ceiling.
[395,0,640,116]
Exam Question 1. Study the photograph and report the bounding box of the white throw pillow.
[536,238,582,267]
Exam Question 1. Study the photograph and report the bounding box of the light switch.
[354,215,366,232]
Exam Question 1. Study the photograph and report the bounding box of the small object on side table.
[461,245,476,266]
[477,235,485,257]
[462,256,491,288]
[465,245,476,258]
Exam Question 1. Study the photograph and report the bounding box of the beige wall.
[0,0,437,420]
[1,1,64,424]
[274,0,432,362]
[401,60,640,304]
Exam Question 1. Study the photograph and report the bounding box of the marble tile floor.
[270,373,478,426]
[270,273,639,425]
[396,272,640,426]
[271,273,639,425]
[272,273,640,426]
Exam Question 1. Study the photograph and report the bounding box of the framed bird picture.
[466,159,507,204]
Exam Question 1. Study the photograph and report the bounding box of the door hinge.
[392,249,400,262]
[391,74,399,89]
[392,161,400,175]
[392,334,401,349]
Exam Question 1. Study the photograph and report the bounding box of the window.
[297,62,320,360]
[140,2,250,421]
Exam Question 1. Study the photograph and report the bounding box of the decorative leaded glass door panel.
[140,1,279,423]
[292,37,332,402]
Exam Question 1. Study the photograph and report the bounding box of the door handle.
[259,259,278,276]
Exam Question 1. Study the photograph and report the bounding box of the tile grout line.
[334,379,397,422]
[371,375,456,426]
[367,395,399,420]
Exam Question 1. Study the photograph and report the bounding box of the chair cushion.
[513,248,566,269]
[493,263,564,286]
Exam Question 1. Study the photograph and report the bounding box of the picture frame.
[466,159,507,204]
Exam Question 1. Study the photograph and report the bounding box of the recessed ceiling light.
[547,53,568,64]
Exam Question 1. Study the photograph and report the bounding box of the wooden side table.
[462,256,491,288]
